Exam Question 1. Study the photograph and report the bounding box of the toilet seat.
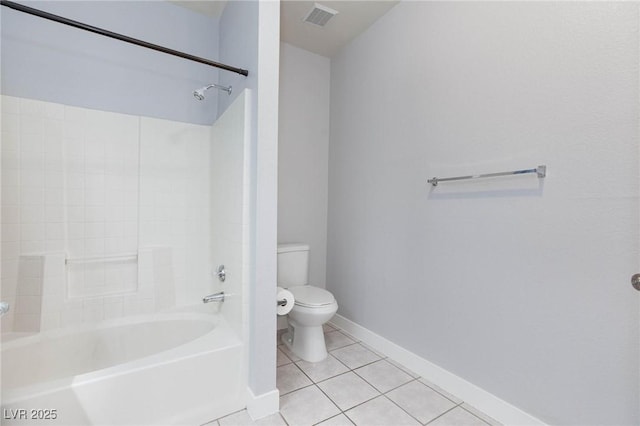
[288,286,335,308]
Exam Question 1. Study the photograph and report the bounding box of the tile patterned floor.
[208,323,501,426]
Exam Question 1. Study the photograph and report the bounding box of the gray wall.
[217,0,257,116]
[1,1,220,125]
[278,42,330,290]
[327,2,639,424]
[218,0,280,402]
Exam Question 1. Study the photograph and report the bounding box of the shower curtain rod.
[0,0,249,77]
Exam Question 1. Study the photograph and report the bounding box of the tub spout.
[203,292,225,304]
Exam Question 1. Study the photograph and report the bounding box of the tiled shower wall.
[1,96,211,332]
[139,116,211,306]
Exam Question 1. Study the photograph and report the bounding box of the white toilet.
[278,243,338,362]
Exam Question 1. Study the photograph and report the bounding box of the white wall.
[278,42,330,294]
[327,2,639,425]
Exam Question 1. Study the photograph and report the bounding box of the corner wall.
[218,0,281,415]
[278,43,330,291]
[327,2,639,424]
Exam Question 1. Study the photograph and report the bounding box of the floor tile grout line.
[424,404,460,425]
[278,381,316,397]
[386,358,420,378]
[312,382,350,421]
[358,343,389,360]
[381,377,421,395]
[327,340,362,352]
[279,372,465,426]
[312,369,354,386]
[326,327,361,342]
[324,350,353,371]
[277,411,291,426]
[326,328,358,339]
[339,393,385,419]
[349,361,415,395]
[342,409,358,426]
[329,326,465,408]
[277,346,294,364]
[278,360,293,367]
[312,412,352,426]
[279,330,367,398]
[318,375,383,414]
[292,357,323,384]
[326,326,465,426]
[417,379,465,406]
[458,404,494,426]
[303,345,387,421]
[277,345,301,363]
[302,358,383,417]
[329,347,384,371]
[383,376,464,410]
[284,356,345,422]
[279,383,341,425]
[381,392,427,426]
[351,366,398,394]
[326,341,358,352]
[279,325,494,426]
[294,353,349,378]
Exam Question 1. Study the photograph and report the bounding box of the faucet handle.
[213,265,226,282]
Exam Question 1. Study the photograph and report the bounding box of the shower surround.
[1,92,251,424]
[1,95,210,331]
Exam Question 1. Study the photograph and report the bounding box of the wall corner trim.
[329,314,547,426]
[246,387,280,421]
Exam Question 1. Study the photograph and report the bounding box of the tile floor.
[208,324,501,426]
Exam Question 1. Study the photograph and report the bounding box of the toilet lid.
[288,286,335,308]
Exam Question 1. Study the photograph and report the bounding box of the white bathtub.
[1,311,246,425]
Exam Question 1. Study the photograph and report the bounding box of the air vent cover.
[303,3,338,27]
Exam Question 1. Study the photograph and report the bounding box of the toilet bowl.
[281,285,338,362]
[278,243,338,362]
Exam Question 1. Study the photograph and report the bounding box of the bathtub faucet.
[203,291,225,304]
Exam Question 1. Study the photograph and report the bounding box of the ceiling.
[280,1,398,57]
[169,1,399,58]
[167,1,227,18]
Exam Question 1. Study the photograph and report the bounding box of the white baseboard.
[246,387,280,421]
[330,314,545,426]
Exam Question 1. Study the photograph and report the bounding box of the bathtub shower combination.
[2,312,242,425]
[1,91,251,425]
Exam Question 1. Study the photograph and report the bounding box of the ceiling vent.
[303,3,339,27]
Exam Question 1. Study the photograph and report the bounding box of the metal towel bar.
[428,165,546,187]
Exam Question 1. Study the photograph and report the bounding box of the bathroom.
[1,1,638,426]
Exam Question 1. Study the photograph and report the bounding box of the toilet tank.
[277,243,310,287]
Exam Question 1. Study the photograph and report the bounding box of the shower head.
[193,89,206,101]
[193,83,232,101]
